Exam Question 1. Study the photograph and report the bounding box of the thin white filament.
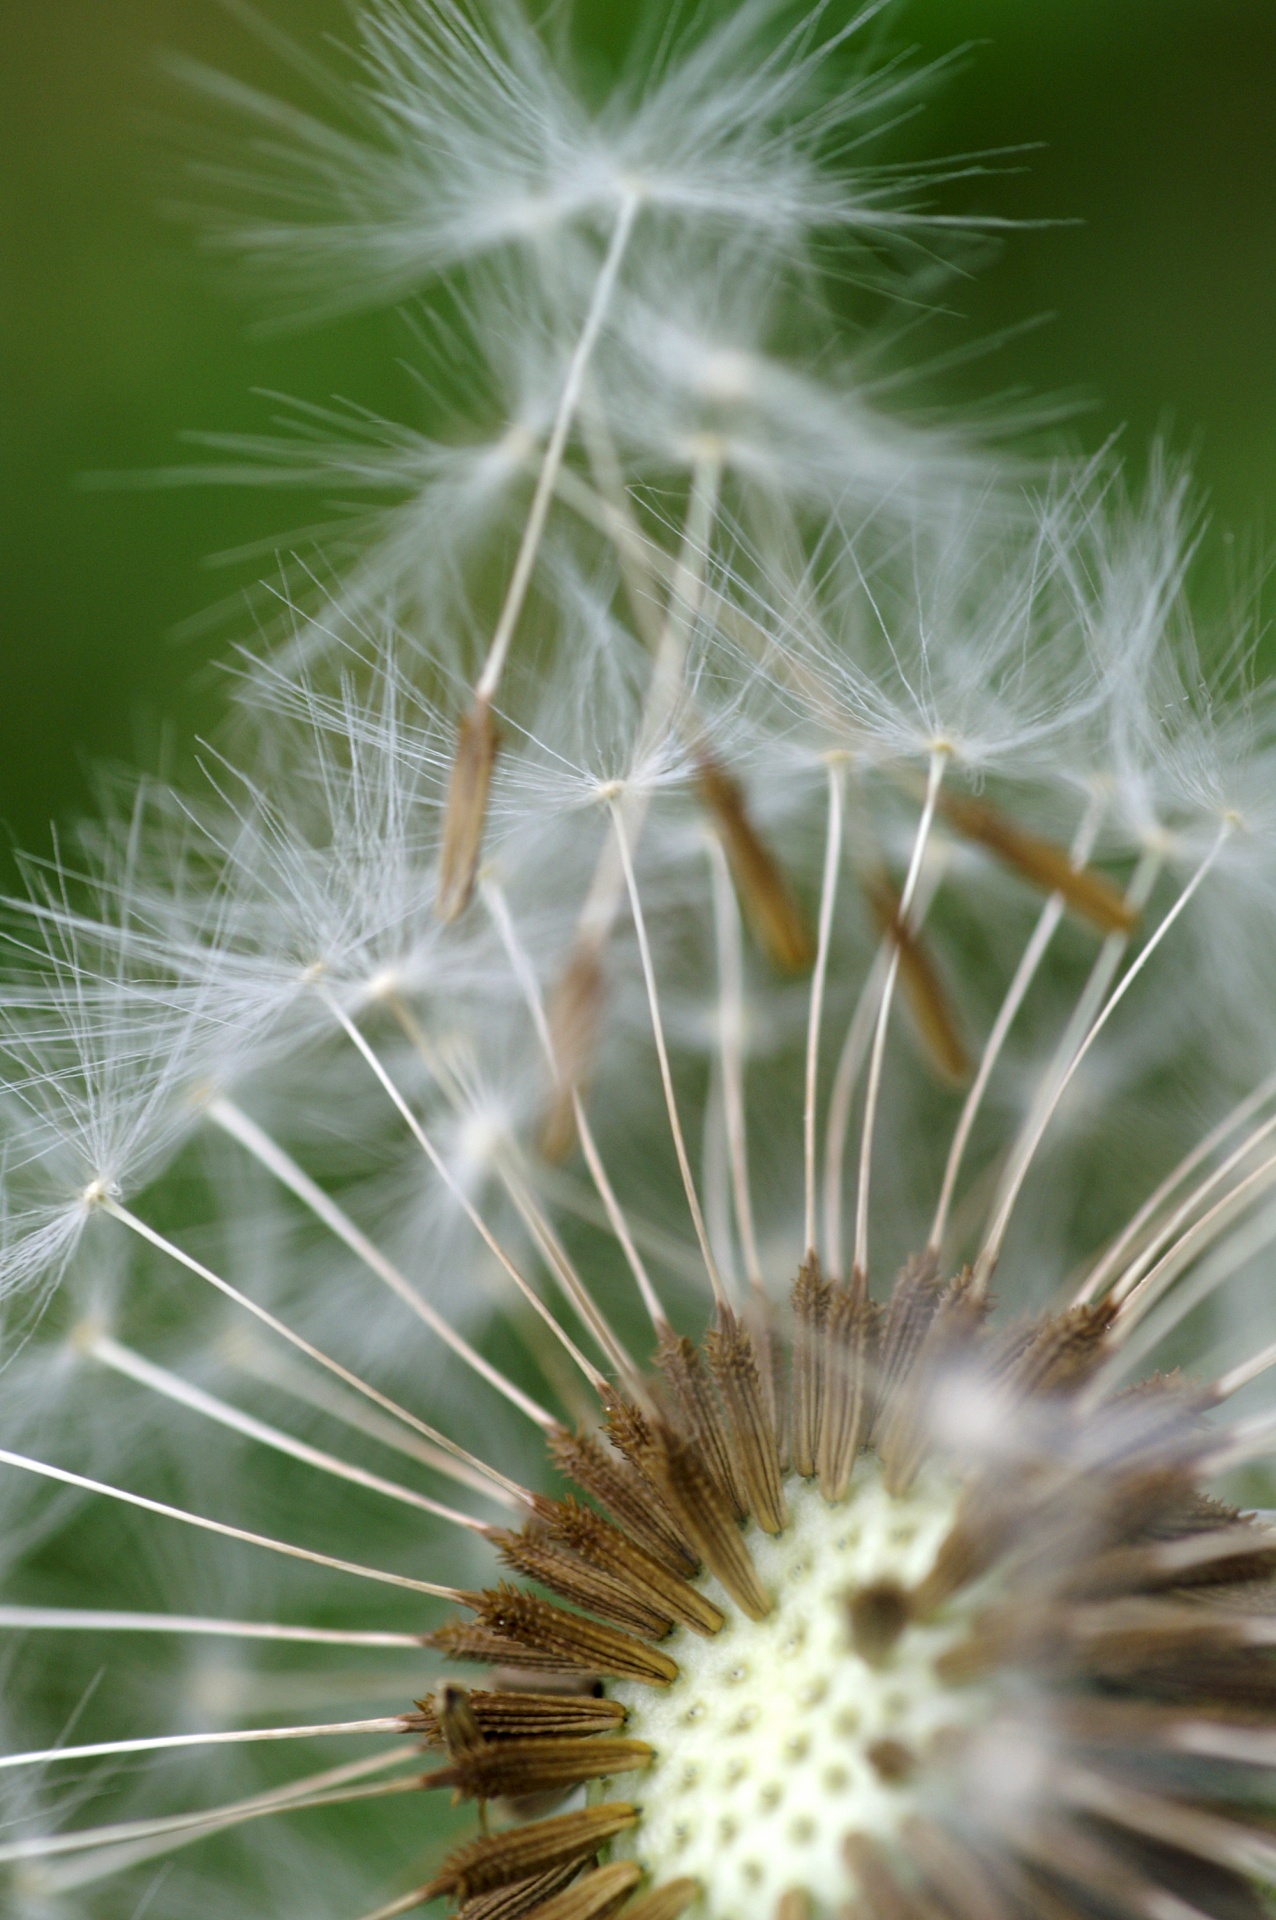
[85,1331,486,1533]
[577,394,667,650]
[823,948,887,1281]
[824,857,946,1278]
[1077,1069,1276,1306]
[976,826,1230,1283]
[543,1165,707,1288]
[1214,1299,1276,1399]
[0,1606,422,1647]
[381,987,635,1378]
[0,1746,422,1874]
[1109,1112,1276,1310]
[34,1769,428,1895]
[319,992,605,1390]
[574,451,720,955]
[206,1094,555,1430]
[928,798,1103,1255]
[99,1201,525,1513]
[611,796,727,1304]
[628,450,721,776]
[1099,1193,1276,1390]
[1200,1408,1276,1476]
[356,1889,437,1920]
[475,193,638,704]
[0,1448,458,1598]
[852,751,946,1285]
[496,1159,639,1381]
[805,761,846,1258]
[481,876,557,1068]
[702,1056,741,1298]
[707,832,764,1291]
[572,1092,669,1330]
[0,1717,411,1774]
[102,1200,521,1509]
[975,844,1163,1287]
[227,1333,525,1508]
[481,875,668,1330]
[1112,1149,1276,1331]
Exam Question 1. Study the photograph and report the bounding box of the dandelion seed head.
[6,6,1276,1920]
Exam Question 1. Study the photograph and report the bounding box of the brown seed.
[522,1862,645,1920]
[424,1804,640,1903]
[531,1496,723,1636]
[816,1282,876,1503]
[438,698,500,921]
[429,1621,600,1675]
[454,1585,679,1685]
[426,1735,654,1802]
[864,870,969,1083]
[620,1879,701,1920]
[707,1303,788,1535]
[458,1863,590,1920]
[790,1254,831,1479]
[412,1690,627,1746]
[491,1528,675,1640]
[657,1329,748,1522]
[440,1683,488,1757]
[746,1293,786,1466]
[1062,1525,1276,1603]
[877,1270,985,1495]
[937,790,1137,933]
[996,1301,1115,1400]
[698,755,813,972]
[548,1423,697,1577]
[870,1252,944,1440]
[540,944,607,1161]
[649,1425,771,1621]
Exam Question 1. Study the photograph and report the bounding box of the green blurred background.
[3,0,1276,879]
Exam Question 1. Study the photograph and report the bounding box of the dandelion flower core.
[4,4,1276,1920]
[606,1469,982,1912]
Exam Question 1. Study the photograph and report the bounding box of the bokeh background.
[3,0,1276,879]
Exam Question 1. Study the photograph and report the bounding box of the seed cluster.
[414,1258,1276,1920]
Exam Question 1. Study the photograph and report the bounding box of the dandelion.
[5,5,1276,1920]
